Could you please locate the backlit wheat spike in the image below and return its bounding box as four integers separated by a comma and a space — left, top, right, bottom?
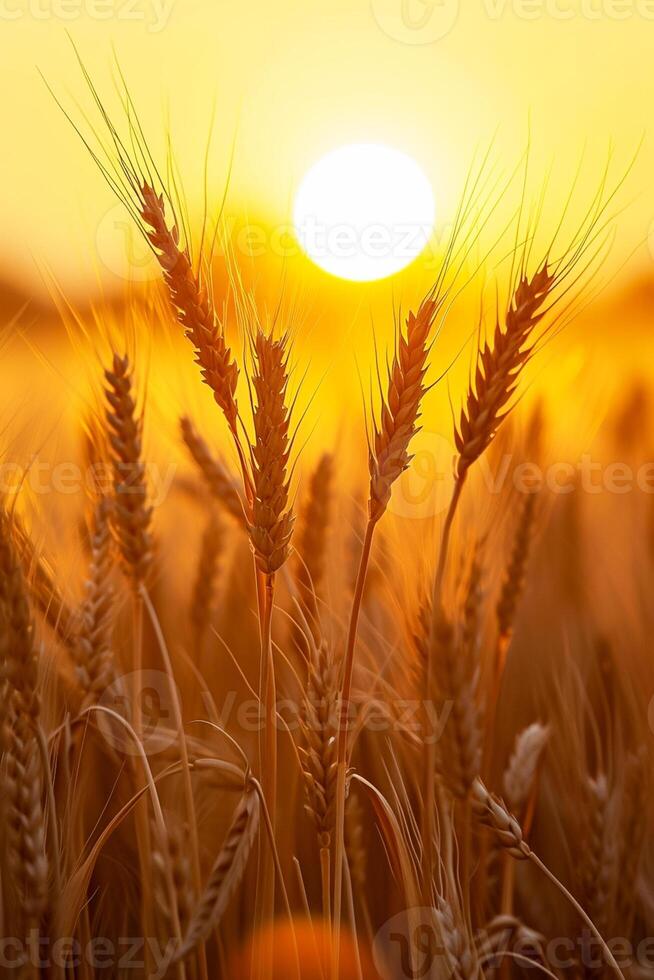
369, 298, 437, 524
455, 264, 555, 479
104, 353, 153, 586
247, 329, 295, 575
2, 695, 48, 924
180, 416, 245, 527
299, 641, 339, 848
503, 723, 550, 814
140, 184, 239, 433
497, 493, 538, 640
0, 513, 40, 721
472, 778, 530, 859
174, 785, 260, 962
73, 496, 116, 710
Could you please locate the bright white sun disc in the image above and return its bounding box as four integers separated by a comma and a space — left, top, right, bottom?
293, 143, 435, 282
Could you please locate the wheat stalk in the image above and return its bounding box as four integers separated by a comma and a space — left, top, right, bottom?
332, 296, 440, 969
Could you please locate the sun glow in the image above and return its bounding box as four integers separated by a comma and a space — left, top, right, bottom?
293, 143, 435, 282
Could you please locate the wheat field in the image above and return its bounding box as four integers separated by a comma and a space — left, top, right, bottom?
0, 74, 652, 980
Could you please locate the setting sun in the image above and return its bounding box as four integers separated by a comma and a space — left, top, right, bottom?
293, 142, 435, 281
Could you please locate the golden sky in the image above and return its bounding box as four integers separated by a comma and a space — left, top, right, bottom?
1, 0, 653, 299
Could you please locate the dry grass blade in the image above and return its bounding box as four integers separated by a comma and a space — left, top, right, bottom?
247, 328, 295, 576
104, 353, 153, 586
455, 264, 555, 480
175, 785, 260, 962
369, 297, 437, 524
141, 185, 239, 434
180, 416, 245, 526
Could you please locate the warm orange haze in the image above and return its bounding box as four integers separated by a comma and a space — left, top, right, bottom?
0, 2, 653, 980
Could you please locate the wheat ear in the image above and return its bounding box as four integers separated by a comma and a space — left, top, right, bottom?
497, 493, 538, 642
295, 452, 334, 609
189, 510, 223, 647
73, 496, 116, 710
104, 353, 153, 587
332, 297, 439, 972
246, 328, 295, 576
369, 298, 437, 523
434, 614, 482, 801
455, 265, 554, 479
299, 641, 339, 849
503, 723, 550, 815
140, 185, 239, 435
1, 695, 49, 926
174, 784, 260, 962
180, 416, 245, 527
472, 778, 625, 980
0, 513, 40, 721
